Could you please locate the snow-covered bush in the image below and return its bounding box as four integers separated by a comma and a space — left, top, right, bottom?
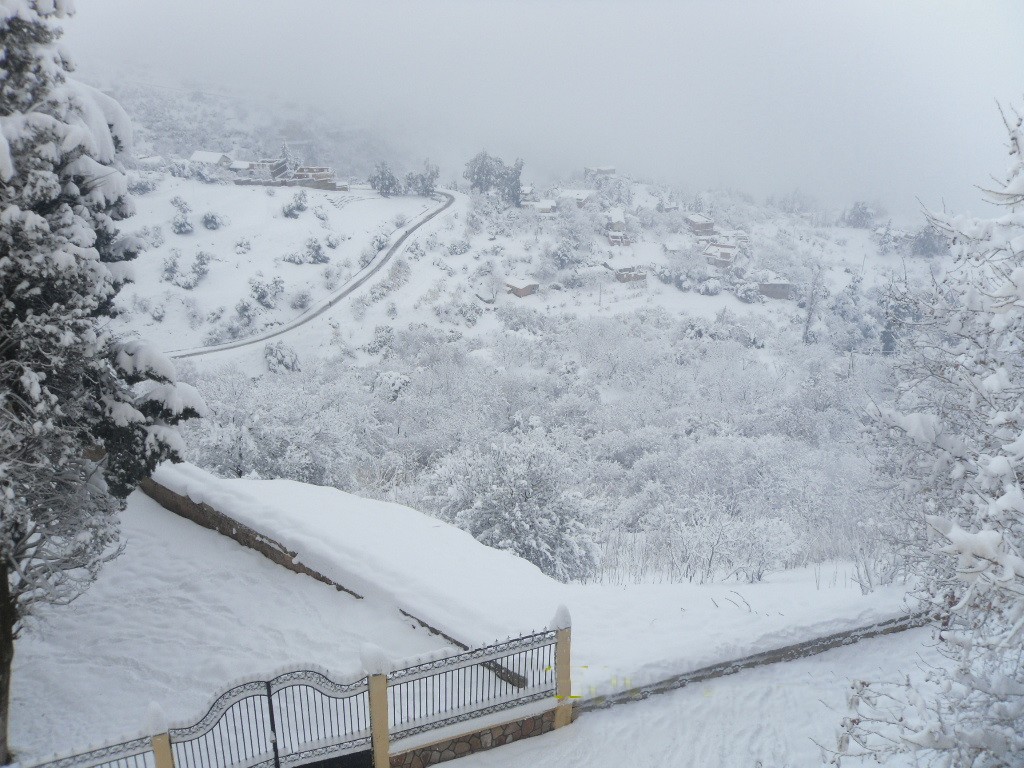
264, 341, 301, 373
235, 237, 251, 255
305, 237, 329, 264
161, 251, 180, 283
171, 211, 193, 235
290, 290, 312, 310
202, 212, 226, 230
698, 278, 722, 295
127, 175, 159, 195
433, 298, 483, 327
364, 325, 395, 355
325, 232, 341, 249
249, 273, 285, 309
447, 239, 470, 256
281, 190, 308, 219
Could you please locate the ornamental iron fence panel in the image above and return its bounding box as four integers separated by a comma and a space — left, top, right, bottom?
386, 629, 558, 742
27, 629, 558, 768
28, 736, 155, 768
168, 670, 369, 768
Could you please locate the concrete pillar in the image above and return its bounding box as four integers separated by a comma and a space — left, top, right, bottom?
368, 674, 390, 768
553, 626, 573, 729
151, 733, 174, 768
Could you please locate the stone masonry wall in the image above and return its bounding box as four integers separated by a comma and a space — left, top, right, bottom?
389, 710, 556, 768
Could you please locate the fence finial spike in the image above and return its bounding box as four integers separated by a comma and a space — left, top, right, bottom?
550, 604, 572, 630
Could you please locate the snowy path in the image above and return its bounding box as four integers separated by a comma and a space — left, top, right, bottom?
457, 628, 942, 768
166, 191, 455, 359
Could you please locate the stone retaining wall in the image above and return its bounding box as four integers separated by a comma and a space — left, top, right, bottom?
389, 710, 556, 768
139, 478, 362, 598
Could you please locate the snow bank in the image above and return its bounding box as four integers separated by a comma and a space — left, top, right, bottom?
151, 462, 562, 645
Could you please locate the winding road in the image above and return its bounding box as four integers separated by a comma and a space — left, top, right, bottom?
166, 191, 456, 360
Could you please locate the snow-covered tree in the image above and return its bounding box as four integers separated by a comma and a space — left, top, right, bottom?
838, 105, 1024, 767
0, 3, 203, 760
426, 429, 596, 582
369, 161, 401, 197
463, 151, 523, 207
404, 159, 439, 197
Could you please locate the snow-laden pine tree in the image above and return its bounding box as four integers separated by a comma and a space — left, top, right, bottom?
0, 2, 204, 760
837, 106, 1024, 766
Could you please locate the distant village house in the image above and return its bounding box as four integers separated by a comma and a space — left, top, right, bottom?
684, 212, 715, 236
189, 150, 231, 167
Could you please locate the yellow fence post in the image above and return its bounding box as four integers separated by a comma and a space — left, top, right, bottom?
152, 733, 175, 768
552, 605, 573, 729
362, 643, 391, 768
369, 673, 390, 768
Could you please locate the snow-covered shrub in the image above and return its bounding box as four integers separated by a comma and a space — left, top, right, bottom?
365, 259, 410, 305
281, 190, 308, 219
149, 303, 166, 322
127, 176, 159, 195
136, 224, 165, 249
393, 213, 407, 228
305, 237, 329, 264
447, 239, 470, 256
734, 283, 763, 303
161, 251, 180, 283
322, 266, 343, 290
698, 278, 722, 296
201, 212, 226, 230
169, 159, 224, 184
386, 301, 398, 319
171, 211, 193, 235
433, 298, 483, 327
264, 341, 301, 373
173, 251, 213, 290
313, 205, 329, 223
249, 273, 285, 309
290, 290, 312, 310
235, 238, 251, 255
325, 233, 340, 249
364, 325, 395, 355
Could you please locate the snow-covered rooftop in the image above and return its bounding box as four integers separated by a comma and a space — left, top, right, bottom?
189, 150, 229, 165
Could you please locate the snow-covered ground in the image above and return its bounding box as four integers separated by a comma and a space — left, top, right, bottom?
13, 469, 915, 764
458, 628, 943, 768
11, 492, 448, 763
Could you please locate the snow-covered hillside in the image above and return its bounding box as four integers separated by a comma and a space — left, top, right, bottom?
112, 177, 433, 351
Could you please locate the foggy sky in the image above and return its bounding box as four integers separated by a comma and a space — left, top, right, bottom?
62, 1, 1024, 218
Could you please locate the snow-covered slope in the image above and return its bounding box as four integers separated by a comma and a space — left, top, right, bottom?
112, 177, 433, 351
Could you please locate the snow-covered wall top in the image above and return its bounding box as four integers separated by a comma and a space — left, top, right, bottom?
151, 462, 562, 645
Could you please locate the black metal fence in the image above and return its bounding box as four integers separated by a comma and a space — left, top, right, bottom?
387, 629, 558, 742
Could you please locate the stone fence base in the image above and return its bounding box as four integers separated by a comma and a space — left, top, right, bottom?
390, 710, 556, 768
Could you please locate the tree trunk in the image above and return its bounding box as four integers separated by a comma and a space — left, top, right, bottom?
0, 562, 15, 765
